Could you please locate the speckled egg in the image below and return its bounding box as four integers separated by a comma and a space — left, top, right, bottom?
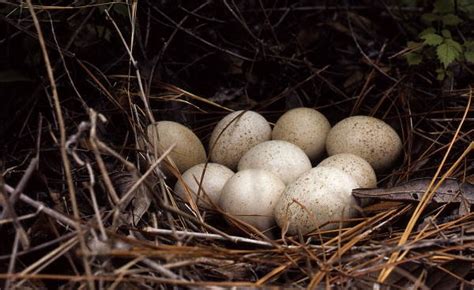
325, 116, 402, 171
272, 107, 331, 160
274, 166, 359, 235
238, 140, 312, 184
174, 163, 234, 208
317, 153, 377, 188
219, 169, 286, 232
147, 121, 207, 173
209, 111, 271, 170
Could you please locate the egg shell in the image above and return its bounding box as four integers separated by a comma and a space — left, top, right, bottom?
147, 121, 207, 173
209, 111, 271, 170
219, 169, 286, 231
274, 166, 359, 235
325, 116, 402, 171
317, 153, 377, 188
238, 140, 312, 184
272, 107, 331, 160
174, 163, 234, 208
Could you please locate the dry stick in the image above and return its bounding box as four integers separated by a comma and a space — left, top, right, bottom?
23, 1, 94, 288
0, 273, 256, 287
141, 227, 276, 248
0, 188, 30, 250
5, 231, 21, 289
104, 8, 154, 123
307, 208, 402, 288
85, 162, 107, 241
148, 2, 254, 62
88, 110, 120, 204
101, 143, 176, 227
0, 212, 38, 227
158, 82, 233, 112
3, 183, 184, 281
49, 11, 89, 110
102, 9, 178, 237
378, 90, 472, 283
15, 237, 79, 288
383, 143, 474, 272
0, 156, 39, 250
4, 184, 77, 227
0, 232, 77, 261
108, 256, 145, 290
8, 156, 38, 204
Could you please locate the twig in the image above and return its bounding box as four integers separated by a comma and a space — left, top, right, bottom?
378, 89, 473, 282
141, 227, 275, 247
23, 1, 94, 288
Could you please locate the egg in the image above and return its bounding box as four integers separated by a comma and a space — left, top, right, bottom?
146, 121, 207, 173
174, 163, 234, 208
272, 107, 331, 160
219, 169, 286, 232
209, 111, 271, 170
317, 153, 377, 188
325, 116, 402, 171
273, 166, 359, 235
238, 140, 312, 184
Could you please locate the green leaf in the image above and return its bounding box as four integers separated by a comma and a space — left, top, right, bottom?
441, 29, 452, 38
420, 33, 443, 46
419, 27, 436, 36
463, 40, 474, 50
434, 0, 455, 14
436, 40, 462, 67
422, 13, 440, 23
442, 14, 462, 26
465, 51, 474, 63
445, 39, 463, 52
436, 68, 446, 80
406, 52, 423, 65
459, 0, 474, 19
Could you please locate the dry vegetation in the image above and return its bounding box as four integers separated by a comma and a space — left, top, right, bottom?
0, 1, 473, 289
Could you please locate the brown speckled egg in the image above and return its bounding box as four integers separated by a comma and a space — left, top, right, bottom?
325, 116, 402, 172
272, 107, 331, 160
174, 163, 234, 208
274, 166, 359, 235
238, 140, 312, 184
317, 153, 377, 188
147, 121, 207, 173
209, 111, 271, 170
219, 169, 286, 232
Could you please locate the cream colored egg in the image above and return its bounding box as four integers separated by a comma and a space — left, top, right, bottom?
219, 169, 286, 232
272, 107, 331, 160
209, 111, 271, 170
238, 140, 312, 184
274, 166, 359, 235
174, 163, 234, 208
326, 116, 402, 171
147, 121, 207, 173
317, 153, 377, 188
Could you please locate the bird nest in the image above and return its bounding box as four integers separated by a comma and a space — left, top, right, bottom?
0, 1, 473, 289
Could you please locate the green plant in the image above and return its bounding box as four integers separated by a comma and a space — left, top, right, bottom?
405, 0, 474, 80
